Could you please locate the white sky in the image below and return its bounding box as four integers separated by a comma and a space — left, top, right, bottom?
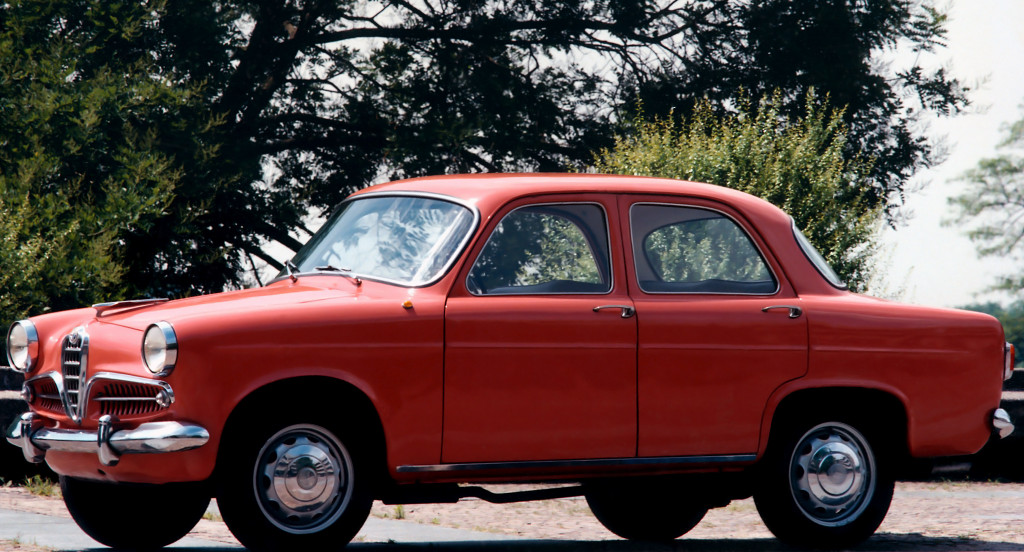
880, 0, 1024, 307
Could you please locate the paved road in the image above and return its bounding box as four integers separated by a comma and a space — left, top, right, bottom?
5, 481, 1024, 551
5, 506, 1024, 552
0, 507, 527, 551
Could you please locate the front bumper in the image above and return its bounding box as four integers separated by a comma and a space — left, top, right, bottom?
6, 412, 209, 467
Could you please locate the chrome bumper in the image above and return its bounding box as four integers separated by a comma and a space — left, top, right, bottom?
6, 412, 209, 467
993, 408, 1015, 439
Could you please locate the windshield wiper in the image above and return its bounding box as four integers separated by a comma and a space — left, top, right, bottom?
315, 264, 363, 286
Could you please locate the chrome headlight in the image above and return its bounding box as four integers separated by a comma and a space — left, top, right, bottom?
142, 322, 178, 376
6, 320, 39, 373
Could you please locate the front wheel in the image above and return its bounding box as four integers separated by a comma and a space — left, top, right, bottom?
216, 419, 373, 551
61, 476, 209, 549
754, 419, 894, 549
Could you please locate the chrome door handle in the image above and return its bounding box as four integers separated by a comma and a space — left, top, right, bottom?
762, 305, 802, 319
593, 305, 636, 318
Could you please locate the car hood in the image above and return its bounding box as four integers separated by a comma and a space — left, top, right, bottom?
94, 280, 359, 331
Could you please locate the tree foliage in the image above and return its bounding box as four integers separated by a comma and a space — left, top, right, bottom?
0, 2, 214, 324
950, 106, 1024, 293
593, 92, 880, 291
0, 0, 963, 316
469, 206, 606, 291
644, 217, 772, 284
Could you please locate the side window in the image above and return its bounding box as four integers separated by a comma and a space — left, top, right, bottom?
467, 204, 611, 295
631, 204, 777, 294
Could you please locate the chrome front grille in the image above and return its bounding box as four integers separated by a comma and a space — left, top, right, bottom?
24, 371, 174, 423
60, 328, 89, 423
92, 380, 173, 418
34, 377, 63, 415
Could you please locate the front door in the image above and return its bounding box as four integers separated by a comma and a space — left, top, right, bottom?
443, 199, 637, 463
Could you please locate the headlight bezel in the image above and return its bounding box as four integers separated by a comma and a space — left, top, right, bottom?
6, 320, 39, 373
142, 321, 178, 376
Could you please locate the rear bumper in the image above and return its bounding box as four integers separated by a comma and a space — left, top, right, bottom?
6, 412, 209, 467
993, 408, 1014, 439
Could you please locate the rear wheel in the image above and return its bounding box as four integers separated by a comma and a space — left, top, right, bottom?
754, 418, 894, 548
61, 476, 209, 549
216, 416, 373, 551
585, 481, 708, 541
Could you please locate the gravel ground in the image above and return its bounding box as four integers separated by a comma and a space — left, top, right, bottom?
2, 480, 1024, 551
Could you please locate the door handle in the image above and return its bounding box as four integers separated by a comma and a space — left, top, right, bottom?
761, 305, 802, 319
593, 305, 636, 319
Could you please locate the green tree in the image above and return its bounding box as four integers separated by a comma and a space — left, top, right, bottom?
0, 0, 962, 309
593, 92, 880, 291
949, 107, 1024, 293
0, 2, 215, 325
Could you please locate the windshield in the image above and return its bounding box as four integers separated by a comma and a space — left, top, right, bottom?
792, 219, 847, 289
285, 195, 476, 286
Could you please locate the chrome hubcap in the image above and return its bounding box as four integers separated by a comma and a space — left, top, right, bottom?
254, 424, 353, 534
790, 422, 875, 527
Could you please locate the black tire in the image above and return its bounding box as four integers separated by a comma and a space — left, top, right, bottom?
753, 417, 895, 549
216, 414, 373, 552
60, 476, 209, 550
585, 481, 708, 542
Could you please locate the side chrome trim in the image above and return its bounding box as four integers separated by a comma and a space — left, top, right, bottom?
396, 454, 757, 474
6, 412, 209, 467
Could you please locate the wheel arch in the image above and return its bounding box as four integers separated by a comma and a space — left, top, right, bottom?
215, 376, 389, 486
759, 386, 911, 468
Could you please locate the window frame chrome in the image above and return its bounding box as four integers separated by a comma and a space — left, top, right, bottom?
792, 218, 848, 290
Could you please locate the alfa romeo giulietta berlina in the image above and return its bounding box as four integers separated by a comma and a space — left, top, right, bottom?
6, 174, 1014, 550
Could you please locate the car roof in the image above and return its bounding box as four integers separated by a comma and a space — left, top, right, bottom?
352, 173, 847, 296
352, 173, 786, 220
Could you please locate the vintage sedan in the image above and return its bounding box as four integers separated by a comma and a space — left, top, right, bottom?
5, 174, 1015, 550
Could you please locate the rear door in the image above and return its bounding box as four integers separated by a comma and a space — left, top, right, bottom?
623, 197, 808, 457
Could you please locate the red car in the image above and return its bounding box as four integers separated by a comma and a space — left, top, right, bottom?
5, 174, 1015, 550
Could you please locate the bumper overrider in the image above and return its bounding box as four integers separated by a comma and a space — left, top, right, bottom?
993, 408, 1015, 439
6, 412, 209, 467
